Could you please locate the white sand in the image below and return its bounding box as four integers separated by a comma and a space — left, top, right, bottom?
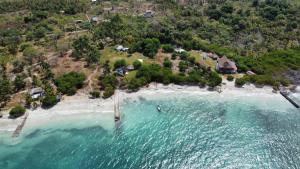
0, 80, 287, 136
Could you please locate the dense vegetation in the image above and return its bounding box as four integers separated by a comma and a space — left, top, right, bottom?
9, 105, 26, 118
55, 72, 86, 95
0, 0, 299, 109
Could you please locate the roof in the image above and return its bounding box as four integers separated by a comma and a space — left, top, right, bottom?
175, 48, 186, 53
217, 56, 237, 70
30, 87, 44, 95
127, 65, 134, 70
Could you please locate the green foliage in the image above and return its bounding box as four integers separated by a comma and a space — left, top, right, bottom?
103, 85, 114, 99
163, 58, 172, 68
114, 59, 127, 70
13, 75, 26, 92
207, 71, 222, 87
131, 38, 160, 58
179, 61, 188, 72
235, 78, 246, 87
23, 47, 40, 64
227, 75, 234, 81
72, 36, 100, 65
55, 72, 86, 95
94, 15, 124, 42
9, 105, 25, 118
133, 60, 142, 70
90, 91, 100, 98
100, 75, 118, 98
162, 44, 174, 53
0, 0, 88, 14
42, 94, 57, 108
0, 76, 12, 106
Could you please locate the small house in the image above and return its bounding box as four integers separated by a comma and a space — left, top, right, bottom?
116, 45, 129, 52
207, 52, 218, 60
91, 16, 99, 23
246, 71, 256, 75
127, 65, 135, 71
30, 87, 45, 99
216, 56, 237, 74
175, 48, 186, 53
115, 67, 126, 76
144, 10, 154, 18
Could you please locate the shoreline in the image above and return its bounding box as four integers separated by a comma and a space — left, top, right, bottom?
0, 81, 298, 139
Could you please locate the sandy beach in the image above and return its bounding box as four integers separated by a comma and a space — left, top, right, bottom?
0, 80, 291, 137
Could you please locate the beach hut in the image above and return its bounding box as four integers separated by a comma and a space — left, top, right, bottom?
115, 67, 126, 76
127, 65, 135, 71
175, 48, 186, 53
216, 56, 237, 74
246, 71, 256, 75
29, 87, 45, 99
116, 45, 129, 52
144, 10, 154, 18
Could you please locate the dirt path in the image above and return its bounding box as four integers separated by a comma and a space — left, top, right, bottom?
87, 66, 99, 91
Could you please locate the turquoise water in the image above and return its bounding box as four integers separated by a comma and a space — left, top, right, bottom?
0, 92, 300, 169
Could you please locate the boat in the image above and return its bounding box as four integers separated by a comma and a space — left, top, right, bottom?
157, 105, 161, 112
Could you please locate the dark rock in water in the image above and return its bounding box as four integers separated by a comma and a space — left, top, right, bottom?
284, 69, 300, 85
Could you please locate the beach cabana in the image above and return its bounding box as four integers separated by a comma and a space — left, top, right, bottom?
30, 87, 45, 99
216, 56, 237, 74
144, 10, 154, 18
116, 45, 129, 52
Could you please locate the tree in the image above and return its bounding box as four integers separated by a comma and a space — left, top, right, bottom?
0, 76, 12, 106
14, 75, 26, 92
208, 72, 222, 87
133, 60, 142, 70
114, 59, 127, 69
162, 44, 174, 53
42, 94, 57, 108
72, 36, 90, 59
235, 78, 246, 87
179, 61, 188, 72
23, 47, 40, 64
55, 72, 86, 95
221, 4, 234, 14
9, 105, 25, 118
86, 47, 100, 66
163, 58, 172, 68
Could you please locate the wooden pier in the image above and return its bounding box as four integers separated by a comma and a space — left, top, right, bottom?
280, 91, 300, 108
12, 111, 29, 137
114, 90, 121, 122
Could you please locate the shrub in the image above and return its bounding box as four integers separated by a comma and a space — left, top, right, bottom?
42, 94, 57, 108
162, 44, 174, 53
133, 60, 142, 70
103, 85, 114, 98
171, 53, 177, 60
9, 105, 26, 118
227, 75, 234, 81
127, 78, 142, 91
55, 72, 86, 95
235, 78, 246, 87
163, 58, 172, 68
179, 61, 188, 72
207, 72, 222, 87
114, 59, 127, 69
90, 91, 100, 98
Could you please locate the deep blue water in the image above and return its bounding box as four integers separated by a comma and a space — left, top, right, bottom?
0, 92, 300, 169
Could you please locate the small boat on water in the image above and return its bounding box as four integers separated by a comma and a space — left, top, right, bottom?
157, 105, 161, 112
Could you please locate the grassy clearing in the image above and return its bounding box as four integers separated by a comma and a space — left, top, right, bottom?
100, 47, 153, 67
189, 50, 216, 68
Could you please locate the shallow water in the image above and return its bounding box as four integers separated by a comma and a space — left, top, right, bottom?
0, 92, 300, 169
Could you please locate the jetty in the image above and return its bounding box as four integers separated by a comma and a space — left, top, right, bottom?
280, 90, 300, 108
12, 111, 29, 137
114, 90, 121, 122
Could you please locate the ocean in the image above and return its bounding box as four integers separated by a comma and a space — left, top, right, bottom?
0, 91, 299, 169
